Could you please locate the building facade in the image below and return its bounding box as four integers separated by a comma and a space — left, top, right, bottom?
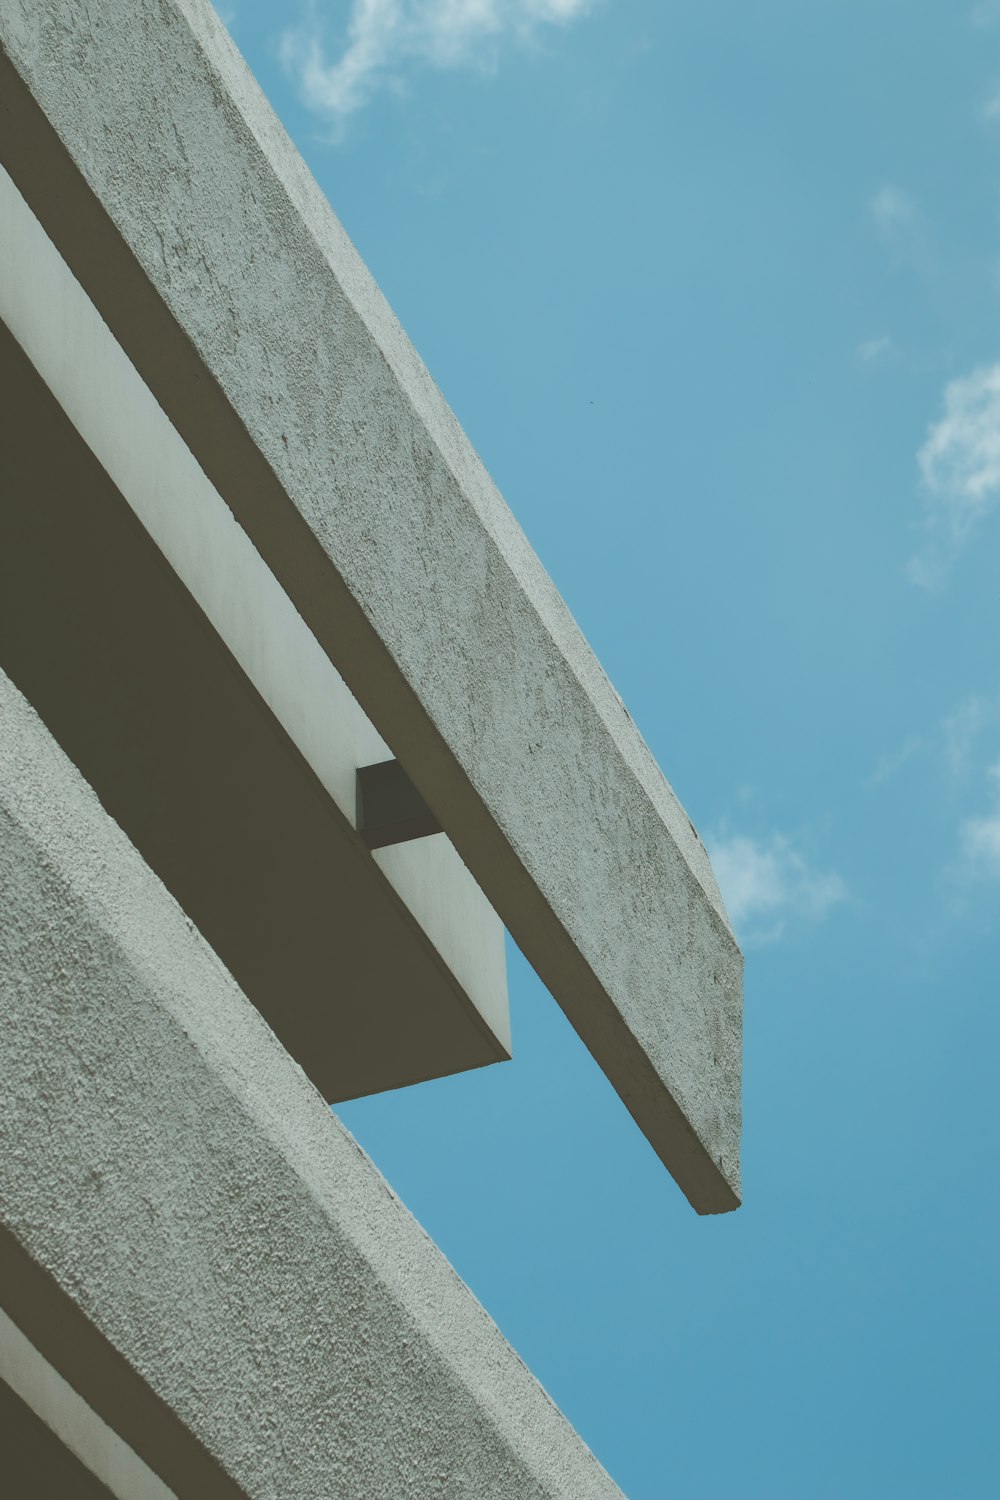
0, 2, 742, 1493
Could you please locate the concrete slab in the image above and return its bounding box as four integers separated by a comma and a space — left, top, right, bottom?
1, 1309, 174, 1500
0, 0, 742, 1210
0, 164, 509, 1100
0, 668, 625, 1499
0, 1375, 119, 1500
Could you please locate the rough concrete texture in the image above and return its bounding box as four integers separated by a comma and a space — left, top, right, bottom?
0, 0, 741, 1211
0, 668, 625, 1500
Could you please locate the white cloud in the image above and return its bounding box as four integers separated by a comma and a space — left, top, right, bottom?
707, 831, 847, 947
909, 364, 1000, 585
280, 0, 595, 128
958, 761, 1000, 877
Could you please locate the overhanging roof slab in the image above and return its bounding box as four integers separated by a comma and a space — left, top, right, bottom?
0, 318, 508, 1101
0, 0, 742, 1211
0, 164, 509, 1100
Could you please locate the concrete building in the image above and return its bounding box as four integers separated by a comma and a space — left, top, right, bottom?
0, 1, 742, 1494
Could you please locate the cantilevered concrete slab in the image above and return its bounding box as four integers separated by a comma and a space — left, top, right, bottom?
0, 166, 509, 1102
0, 670, 624, 1500
1, 1309, 173, 1499
0, 0, 742, 1211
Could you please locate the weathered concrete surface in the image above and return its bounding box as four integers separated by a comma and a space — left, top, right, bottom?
0, 0, 741, 1211
0, 668, 625, 1500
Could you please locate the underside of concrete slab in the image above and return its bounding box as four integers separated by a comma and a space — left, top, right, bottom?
0, 1307, 175, 1500
1, 1375, 118, 1500
0, 164, 510, 1100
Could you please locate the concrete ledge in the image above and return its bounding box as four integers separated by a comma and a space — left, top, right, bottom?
0, 1307, 176, 1499
0, 0, 741, 1210
0, 668, 624, 1499
0, 163, 510, 1099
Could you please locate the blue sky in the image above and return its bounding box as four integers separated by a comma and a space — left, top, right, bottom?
224, 3, 998, 1495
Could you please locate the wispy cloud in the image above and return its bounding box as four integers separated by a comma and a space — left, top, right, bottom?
280, 0, 595, 130
957, 760, 1000, 877
866, 734, 922, 788
943, 693, 998, 777
871, 184, 916, 235
909, 364, 1000, 586
972, 0, 1000, 27
707, 830, 847, 947
858, 334, 892, 364
870, 184, 932, 275
867, 696, 1000, 791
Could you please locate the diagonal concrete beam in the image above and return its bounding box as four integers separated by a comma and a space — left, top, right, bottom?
0, 668, 625, 1499
0, 169, 511, 1102
0, 0, 741, 1211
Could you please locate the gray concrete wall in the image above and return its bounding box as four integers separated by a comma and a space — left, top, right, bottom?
0, 667, 625, 1499
0, 0, 741, 1212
